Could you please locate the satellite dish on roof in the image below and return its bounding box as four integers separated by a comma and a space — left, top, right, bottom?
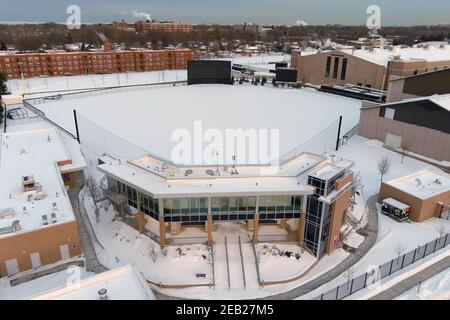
185, 169, 193, 176
205, 169, 214, 176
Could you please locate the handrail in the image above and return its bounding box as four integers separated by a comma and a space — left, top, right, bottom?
251, 242, 262, 288
224, 236, 231, 291
238, 236, 247, 289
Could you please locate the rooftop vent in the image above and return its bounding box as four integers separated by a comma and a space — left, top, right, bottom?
415, 178, 422, 187
98, 288, 108, 300
22, 175, 36, 193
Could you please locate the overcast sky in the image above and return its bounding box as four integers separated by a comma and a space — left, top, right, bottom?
1, 0, 449, 26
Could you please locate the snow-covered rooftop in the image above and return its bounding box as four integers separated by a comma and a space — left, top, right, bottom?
35, 84, 361, 165
382, 197, 410, 210
0, 128, 86, 237
339, 45, 450, 66
98, 152, 328, 198
384, 168, 450, 200
32, 264, 155, 300
309, 159, 354, 181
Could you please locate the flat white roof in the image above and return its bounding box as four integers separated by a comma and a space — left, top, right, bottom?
384, 168, 450, 200
98, 154, 321, 198
309, 159, 354, 181
32, 264, 155, 300
339, 45, 450, 66
0, 128, 86, 237
35, 84, 361, 166
382, 198, 410, 210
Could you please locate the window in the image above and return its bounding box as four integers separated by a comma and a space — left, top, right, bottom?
384, 107, 395, 119
340, 58, 348, 81
332, 57, 339, 79
325, 56, 331, 78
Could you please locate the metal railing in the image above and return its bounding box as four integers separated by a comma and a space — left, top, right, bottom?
314, 232, 450, 300
338, 123, 359, 148
22, 100, 77, 139
251, 242, 263, 288
211, 244, 216, 290
238, 236, 247, 290
224, 236, 231, 291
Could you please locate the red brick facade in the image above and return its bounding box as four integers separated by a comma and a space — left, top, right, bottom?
0, 48, 193, 79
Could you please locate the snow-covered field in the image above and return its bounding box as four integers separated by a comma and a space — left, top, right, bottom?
33, 84, 360, 165
257, 243, 316, 281
7, 70, 187, 95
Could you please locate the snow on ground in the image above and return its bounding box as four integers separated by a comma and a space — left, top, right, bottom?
336, 136, 435, 197
342, 229, 365, 249
395, 267, 450, 300
33, 84, 361, 165
257, 243, 316, 281
7, 70, 187, 95
83, 195, 213, 285
0, 268, 94, 300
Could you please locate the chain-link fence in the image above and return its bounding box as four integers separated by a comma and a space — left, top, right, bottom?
313, 233, 450, 300
279, 117, 340, 165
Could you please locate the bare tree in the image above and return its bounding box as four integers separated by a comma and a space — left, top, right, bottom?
394, 242, 406, 261
85, 175, 102, 204
436, 223, 447, 239
377, 157, 392, 181
351, 172, 363, 209
149, 246, 158, 262
343, 267, 354, 289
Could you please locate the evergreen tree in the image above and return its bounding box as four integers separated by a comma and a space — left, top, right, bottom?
0, 72, 7, 94
0, 41, 7, 51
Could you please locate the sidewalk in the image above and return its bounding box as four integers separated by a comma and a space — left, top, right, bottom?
68, 184, 108, 274
368, 254, 450, 300
261, 194, 379, 300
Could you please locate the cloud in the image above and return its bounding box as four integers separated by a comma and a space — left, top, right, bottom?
132, 10, 151, 22
294, 19, 308, 26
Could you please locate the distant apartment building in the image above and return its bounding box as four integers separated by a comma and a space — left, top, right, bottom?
358, 94, 450, 162
134, 21, 193, 33
291, 44, 450, 90
0, 47, 193, 80
0, 128, 86, 277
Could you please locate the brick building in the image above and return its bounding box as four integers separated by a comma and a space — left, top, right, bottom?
0, 48, 193, 80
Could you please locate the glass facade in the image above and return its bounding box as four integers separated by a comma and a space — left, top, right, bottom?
163, 198, 208, 222
258, 195, 302, 220
325, 56, 332, 78
332, 57, 339, 79
341, 58, 348, 81
114, 179, 304, 224
305, 168, 345, 258
211, 196, 256, 221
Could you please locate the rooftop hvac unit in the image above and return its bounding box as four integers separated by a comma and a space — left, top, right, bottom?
22, 175, 36, 193
12, 220, 21, 232
415, 178, 422, 186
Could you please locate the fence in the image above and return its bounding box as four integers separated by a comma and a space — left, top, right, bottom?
24, 80, 186, 106
313, 232, 450, 300
278, 117, 340, 165
338, 123, 359, 149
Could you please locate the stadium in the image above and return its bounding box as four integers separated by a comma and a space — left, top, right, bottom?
22, 81, 361, 259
